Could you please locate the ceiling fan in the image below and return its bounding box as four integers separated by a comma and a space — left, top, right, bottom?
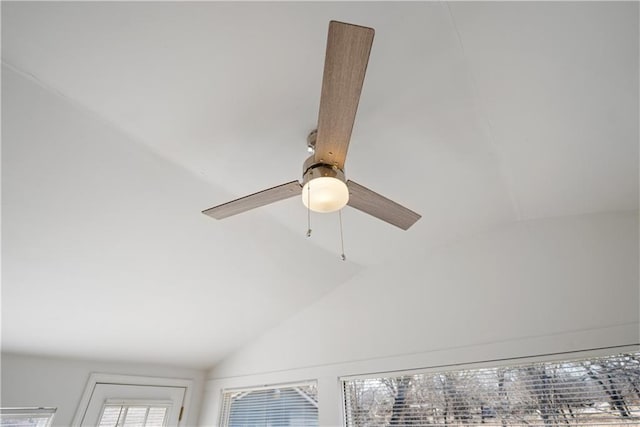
203, 21, 421, 230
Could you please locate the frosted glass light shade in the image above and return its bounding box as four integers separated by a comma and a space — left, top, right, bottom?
302, 177, 349, 213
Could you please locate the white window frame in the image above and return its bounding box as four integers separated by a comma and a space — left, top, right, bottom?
340, 345, 640, 382
71, 373, 193, 427
340, 344, 640, 426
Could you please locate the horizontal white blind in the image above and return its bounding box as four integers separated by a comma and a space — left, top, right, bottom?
98, 404, 168, 427
0, 408, 56, 427
343, 352, 640, 426
220, 382, 318, 427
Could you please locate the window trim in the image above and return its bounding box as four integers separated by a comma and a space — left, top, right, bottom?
218, 379, 319, 427
71, 373, 193, 427
340, 343, 640, 381
219, 379, 318, 394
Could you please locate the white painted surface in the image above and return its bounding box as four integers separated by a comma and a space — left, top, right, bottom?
0, 353, 205, 427
2, 0, 637, 375
202, 212, 640, 426
1, 63, 360, 368
448, 2, 639, 220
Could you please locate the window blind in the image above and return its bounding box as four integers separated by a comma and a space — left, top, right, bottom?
343, 351, 640, 426
0, 408, 56, 427
98, 404, 168, 427
219, 382, 319, 427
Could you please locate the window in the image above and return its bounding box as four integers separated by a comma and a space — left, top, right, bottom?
72, 374, 191, 426
97, 401, 170, 427
219, 381, 318, 427
0, 408, 56, 427
343, 351, 640, 426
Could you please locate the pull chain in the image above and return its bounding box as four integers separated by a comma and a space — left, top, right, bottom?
306, 183, 312, 238
339, 209, 346, 261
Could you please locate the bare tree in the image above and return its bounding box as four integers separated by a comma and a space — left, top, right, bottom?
382, 377, 413, 426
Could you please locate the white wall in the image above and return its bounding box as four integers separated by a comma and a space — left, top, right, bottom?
201, 211, 639, 426
0, 353, 206, 426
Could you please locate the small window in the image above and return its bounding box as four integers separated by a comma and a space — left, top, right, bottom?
219, 381, 318, 427
73, 375, 189, 426
0, 408, 56, 427
97, 401, 170, 427
343, 351, 640, 426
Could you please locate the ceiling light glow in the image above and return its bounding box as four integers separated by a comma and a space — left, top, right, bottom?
302, 177, 349, 213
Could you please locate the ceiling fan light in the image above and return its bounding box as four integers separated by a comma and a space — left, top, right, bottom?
302, 177, 349, 213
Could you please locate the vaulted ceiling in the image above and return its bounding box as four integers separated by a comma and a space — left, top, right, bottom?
2, 2, 637, 368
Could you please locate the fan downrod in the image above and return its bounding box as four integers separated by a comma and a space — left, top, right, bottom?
306, 129, 318, 153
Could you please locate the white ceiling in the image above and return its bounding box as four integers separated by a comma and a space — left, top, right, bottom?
2, 2, 637, 368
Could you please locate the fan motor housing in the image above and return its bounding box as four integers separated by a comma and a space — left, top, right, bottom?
302, 157, 346, 185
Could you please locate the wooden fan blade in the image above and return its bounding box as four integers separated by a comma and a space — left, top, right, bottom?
314, 21, 374, 170
346, 180, 421, 230
202, 181, 302, 220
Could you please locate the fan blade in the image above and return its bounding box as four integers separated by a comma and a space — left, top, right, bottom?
346, 180, 421, 230
202, 181, 302, 219
314, 21, 374, 170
